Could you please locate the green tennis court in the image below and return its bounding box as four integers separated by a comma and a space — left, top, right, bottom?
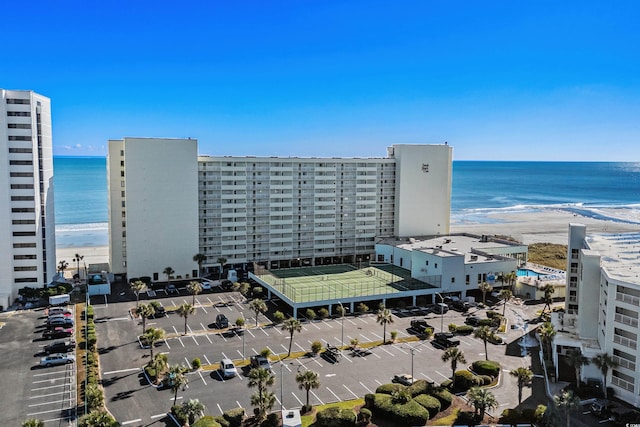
253, 263, 433, 303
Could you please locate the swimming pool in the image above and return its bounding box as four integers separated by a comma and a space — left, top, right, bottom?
517, 269, 542, 277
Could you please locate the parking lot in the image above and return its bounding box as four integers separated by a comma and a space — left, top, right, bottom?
0, 308, 77, 426
93, 287, 543, 426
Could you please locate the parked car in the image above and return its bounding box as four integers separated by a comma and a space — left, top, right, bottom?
392, 374, 414, 386
250, 355, 272, 372
410, 319, 432, 332
323, 344, 342, 363
40, 353, 75, 367
451, 301, 470, 312
433, 303, 449, 314
48, 307, 73, 316
47, 313, 72, 322
150, 304, 166, 318
43, 327, 74, 340
46, 318, 74, 329
434, 332, 454, 340
465, 316, 481, 326
219, 358, 238, 378
44, 340, 76, 354
216, 314, 229, 329
166, 284, 178, 294
434, 336, 460, 348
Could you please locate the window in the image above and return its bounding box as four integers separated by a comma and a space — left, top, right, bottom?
121, 180, 125, 188
435, 263, 438, 268
121, 191, 125, 197
11, 184, 34, 189
11, 195, 34, 201
7, 98, 30, 104
121, 201, 125, 207
7, 111, 30, 117
451, 277, 455, 283
122, 221, 126, 227
13, 242, 36, 248
8, 123, 31, 129
10, 172, 33, 177
121, 211, 126, 218
8, 148, 32, 153
120, 171, 125, 177
12, 219, 35, 225
120, 161, 124, 167
12, 207, 35, 213
466, 275, 470, 285
8, 136, 32, 141
10, 159, 33, 165
120, 150, 124, 156
13, 231, 36, 236
16, 277, 38, 283
14, 254, 37, 260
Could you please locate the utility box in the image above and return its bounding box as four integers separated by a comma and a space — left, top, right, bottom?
49, 294, 70, 306
281, 409, 302, 427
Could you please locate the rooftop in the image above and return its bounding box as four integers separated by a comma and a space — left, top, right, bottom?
586, 232, 640, 282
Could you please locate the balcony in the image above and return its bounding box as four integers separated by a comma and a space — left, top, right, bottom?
615, 313, 639, 328
616, 292, 640, 307
613, 334, 637, 350
612, 355, 636, 372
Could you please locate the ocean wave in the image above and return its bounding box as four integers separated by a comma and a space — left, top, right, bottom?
55, 222, 109, 233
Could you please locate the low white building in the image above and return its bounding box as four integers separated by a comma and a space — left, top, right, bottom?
375, 233, 526, 299
551, 223, 640, 407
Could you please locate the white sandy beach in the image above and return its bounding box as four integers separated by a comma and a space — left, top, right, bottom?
452, 208, 640, 244
55, 209, 640, 271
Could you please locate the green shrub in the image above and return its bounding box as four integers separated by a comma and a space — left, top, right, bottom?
478, 318, 494, 327
222, 407, 244, 427
486, 310, 502, 319
358, 407, 372, 424
369, 393, 429, 426
479, 374, 493, 386
212, 415, 230, 427
454, 325, 474, 335
439, 379, 452, 390
406, 379, 433, 397
192, 357, 202, 370
171, 404, 188, 425
390, 331, 398, 341
364, 393, 375, 408
534, 404, 548, 422
499, 408, 520, 424
521, 408, 536, 421
414, 394, 441, 418
456, 411, 478, 425
318, 308, 329, 319
316, 406, 356, 427
262, 412, 280, 427
454, 370, 477, 391
375, 383, 404, 395
448, 323, 458, 332
273, 310, 285, 325
472, 360, 501, 377
86, 305, 94, 319
431, 387, 453, 410
488, 333, 503, 344
306, 308, 317, 321
311, 341, 322, 354
192, 415, 222, 427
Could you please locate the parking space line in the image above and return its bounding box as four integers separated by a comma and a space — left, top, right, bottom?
420, 372, 435, 382
345, 317, 357, 325
280, 344, 289, 353
357, 316, 369, 324
236, 350, 244, 359
219, 332, 228, 342
274, 395, 283, 410
260, 327, 270, 336
309, 322, 321, 330
203, 354, 211, 365
31, 384, 68, 392
164, 338, 171, 349
32, 376, 71, 384
150, 413, 166, 419
377, 346, 394, 357
121, 419, 142, 425
236, 400, 243, 408
374, 379, 383, 386
310, 390, 324, 406
30, 390, 74, 399
198, 370, 207, 386
324, 321, 333, 329
221, 351, 229, 360
184, 357, 191, 366
267, 346, 278, 357
28, 398, 74, 407
393, 346, 408, 355
272, 327, 282, 335
325, 386, 341, 402
291, 391, 304, 406
178, 337, 185, 347
246, 328, 256, 338
27, 408, 69, 416
32, 369, 68, 377
171, 299, 178, 306
190, 335, 199, 345
103, 367, 140, 375
343, 384, 359, 399
370, 332, 382, 340
217, 403, 224, 414
295, 342, 306, 353
359, 381, 373, 394
199, 305, 208, 314
434, 370, 449, 380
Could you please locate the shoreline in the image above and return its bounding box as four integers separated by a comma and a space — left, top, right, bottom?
54, 210, 640, 268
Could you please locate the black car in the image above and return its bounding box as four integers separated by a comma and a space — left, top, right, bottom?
150, 305, 166, 318
434, 332, 454, 340
451, 301, 470, 312
216, 314, 229, 329
43, 327, 74, 340
465, 316, 481, 326
46, 318, 74, 329
410, 319, 432, 332
44, 340, 76, 354
434, 336, 460, 348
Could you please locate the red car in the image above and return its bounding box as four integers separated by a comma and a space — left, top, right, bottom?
43, 327, 74, 340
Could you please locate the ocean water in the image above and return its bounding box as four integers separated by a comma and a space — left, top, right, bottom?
53, 157, 640, 248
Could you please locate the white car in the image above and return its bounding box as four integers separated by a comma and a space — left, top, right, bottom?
219, 358, 238, 379
40, 353, 75, 367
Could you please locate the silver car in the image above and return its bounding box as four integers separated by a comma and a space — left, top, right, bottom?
40, 353, 75, 367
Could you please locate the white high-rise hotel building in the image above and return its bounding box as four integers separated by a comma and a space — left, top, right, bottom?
0, 89, 55, 308
108, 139, 452, 281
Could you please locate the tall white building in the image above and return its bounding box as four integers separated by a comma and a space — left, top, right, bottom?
108, 140, 452, 280
0, 89, 55, 308
551, 223, 640, 407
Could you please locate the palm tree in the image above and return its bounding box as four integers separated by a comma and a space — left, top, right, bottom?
376, 308, 394, 344
478, 281, 493, 305
468, 386, 498, 421
193, 253, 206, 277
186, 281, 203, 306
22, 420, 44, 427
441, 347, 466, 380
505, 271, 517, 293
130, 280, 147, 308
499, 289, 512, 317
135, 303, 155, 331
296, 369, 320, 411
72, 253, 84, 281
143, 327, 165, 359
166, 365, 189, 406
57, 260, 68, 276
510, 366, 533, 404
474, 325, 492, 361
248, 367, 276, 421
147, 353, 168, 382
217, 257, 227, 280
593, 353, 617, 399
282, 318, 302, 357
177, 303, 195, 335
249, 298, 268, 327
554, 390, 580, 427
78, 410, 117, 427
182, 399, 205, 425
541, 283, 555, 313
538, 322, 556, 358
163, 266, 174, 285
566, 348, 588, 390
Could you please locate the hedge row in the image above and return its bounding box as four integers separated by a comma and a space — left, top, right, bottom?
366, 393, 430, 426
192, 416, 222, 427
413, 394, 441, 418
316, 406, 356, 427
472, 360, 501, 377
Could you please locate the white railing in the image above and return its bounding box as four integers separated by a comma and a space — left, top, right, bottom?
615, 313, 639, 328
612, 355, 636, 371
616, 292, 640, 307
613, 334, 637, 350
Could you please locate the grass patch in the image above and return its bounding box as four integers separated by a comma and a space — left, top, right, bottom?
301, 398, 364, 427
527, 243, 567, 270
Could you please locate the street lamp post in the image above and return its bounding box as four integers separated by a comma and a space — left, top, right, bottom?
280, 362, 284, 411
410, 347, 415, 384
435, 292, 444, 332
338, 301, 345, 347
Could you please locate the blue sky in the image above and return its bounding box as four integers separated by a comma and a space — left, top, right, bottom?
3, 1, 640, 160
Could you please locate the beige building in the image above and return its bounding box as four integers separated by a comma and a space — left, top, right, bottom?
0, 89, 55, 308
